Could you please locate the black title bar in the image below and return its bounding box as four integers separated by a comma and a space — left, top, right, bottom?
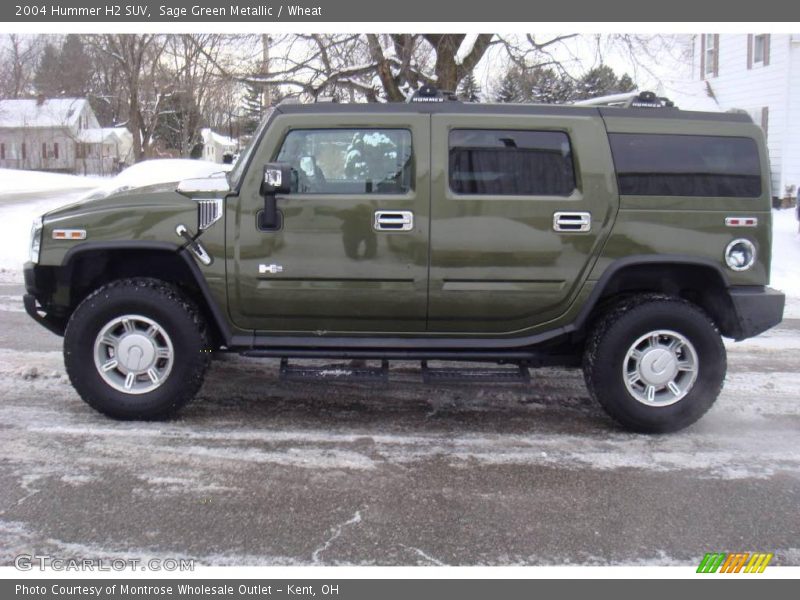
3, 0, 799, 22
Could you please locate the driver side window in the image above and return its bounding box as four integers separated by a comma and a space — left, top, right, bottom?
275, 128, 413, 194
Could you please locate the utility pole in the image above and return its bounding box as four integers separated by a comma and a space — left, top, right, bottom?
261, 34, 271, 110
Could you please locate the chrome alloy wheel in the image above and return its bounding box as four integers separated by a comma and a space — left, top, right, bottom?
622, 330, 699, 407
93, 314, 174, 394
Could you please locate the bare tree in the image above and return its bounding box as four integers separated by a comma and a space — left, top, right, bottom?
0, 34, 44, 99
160, 34, 231, 156
193, 34, 496, 102
86, 34, 169, 160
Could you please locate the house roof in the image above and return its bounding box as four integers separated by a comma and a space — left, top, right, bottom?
0, 97, 89, 129
78, 127, 132, 144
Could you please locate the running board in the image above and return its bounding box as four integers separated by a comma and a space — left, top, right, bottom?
421, 361, 530, 384
279, 358, 389, 383
271, 358, 534, 386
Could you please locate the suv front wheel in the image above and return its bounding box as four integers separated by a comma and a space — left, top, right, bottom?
64, 278, 210, 419
583, 295, 726, 433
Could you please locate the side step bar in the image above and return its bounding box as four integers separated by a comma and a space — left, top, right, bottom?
421, 360, 530, 384
279, 358, 390, 383
270, 358, 536, 385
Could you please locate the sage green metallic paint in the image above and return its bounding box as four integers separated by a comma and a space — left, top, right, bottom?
592, 116, 773, 287
428, 113, 618, 334
227, 112, 431, 333
36, 183, 247, 339
31, 106, 774, 345
38, 185, 198, 267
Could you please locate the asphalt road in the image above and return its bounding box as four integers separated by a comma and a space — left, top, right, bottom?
0, 279, 798, 567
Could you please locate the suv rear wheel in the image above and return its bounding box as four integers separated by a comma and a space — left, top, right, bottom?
583, 295, 726, 433
64, 278, 210, 419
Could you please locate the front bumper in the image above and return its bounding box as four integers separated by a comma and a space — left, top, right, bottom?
23, 261, 66, 336
729, 286, 785, 340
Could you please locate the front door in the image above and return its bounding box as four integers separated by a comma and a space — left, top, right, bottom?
428, 113, 617, 334
227, 112, 430, 334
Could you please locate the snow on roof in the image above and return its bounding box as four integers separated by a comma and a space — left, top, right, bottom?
200, 128, 237, 148
0, 97, 88, 129
77, 127, 133, 144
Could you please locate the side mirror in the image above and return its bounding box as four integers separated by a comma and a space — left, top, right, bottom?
260, 163, 291, 230
260, 163, 292, 196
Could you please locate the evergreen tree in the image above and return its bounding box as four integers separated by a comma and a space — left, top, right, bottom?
617, 73, 636, 94
457, 71, 481, 102
33, 43, 62, 97
240, 81, 286, 135
241, 81, 265, 135
574, 65, 636, 101
494, 69, 520, 103
58, 35, 92, 97
526, 68, 575, 104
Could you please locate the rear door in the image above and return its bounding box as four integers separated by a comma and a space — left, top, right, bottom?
428, 112, 617, 334
227, 111, 430, 333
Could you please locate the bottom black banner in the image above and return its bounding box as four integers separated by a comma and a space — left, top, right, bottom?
3, 579, 795, 600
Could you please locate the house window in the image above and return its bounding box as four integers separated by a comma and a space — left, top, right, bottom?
702, 34, 719, 78
22, 143, 26, 160
0, 143, 4, 160
749, 34, 770, 68
53, 143, 59, 159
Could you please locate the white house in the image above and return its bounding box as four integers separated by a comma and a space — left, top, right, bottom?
200, 128, 237, 164
0, 96, 133, 175
691, 33, 800, 198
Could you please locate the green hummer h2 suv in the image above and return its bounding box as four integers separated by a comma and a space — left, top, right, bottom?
23, 89, 785, 432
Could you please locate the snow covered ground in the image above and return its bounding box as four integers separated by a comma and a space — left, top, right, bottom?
769, 207, 800, 317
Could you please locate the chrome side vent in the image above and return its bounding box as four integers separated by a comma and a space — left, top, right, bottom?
197, 198, 223, 230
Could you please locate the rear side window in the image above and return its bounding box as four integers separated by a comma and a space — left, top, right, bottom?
608, 133, 761, 198
449, 129, 576, 196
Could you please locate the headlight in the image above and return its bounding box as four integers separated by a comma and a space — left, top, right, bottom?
725, 238, 756, 272
29, 216, 43, 264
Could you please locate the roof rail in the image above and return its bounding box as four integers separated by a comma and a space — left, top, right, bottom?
573, 90, 675, 108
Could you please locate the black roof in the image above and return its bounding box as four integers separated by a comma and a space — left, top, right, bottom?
274, 101, 753, 123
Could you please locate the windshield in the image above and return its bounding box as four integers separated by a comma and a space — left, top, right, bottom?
228, 107, 274, 189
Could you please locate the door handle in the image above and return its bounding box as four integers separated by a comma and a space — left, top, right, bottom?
374, 210, 414, 232
553, 211, 591, 233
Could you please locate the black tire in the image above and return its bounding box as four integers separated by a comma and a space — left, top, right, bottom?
64, 278, 211, 419
583, 294, 726, 433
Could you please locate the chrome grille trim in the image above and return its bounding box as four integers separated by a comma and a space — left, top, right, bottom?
197, 198, 223, 230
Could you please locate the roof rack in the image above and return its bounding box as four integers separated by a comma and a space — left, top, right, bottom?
408, 84, 459, 104
573, 90, 675, 109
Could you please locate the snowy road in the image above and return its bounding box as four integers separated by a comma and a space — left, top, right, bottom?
0, 278, 798, 566
0, 181, 798, 566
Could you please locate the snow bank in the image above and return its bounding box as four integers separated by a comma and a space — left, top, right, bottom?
769, 208, 800, 297
81, 158, 230, 201
0, 193, 87, 273
0, 168, 101, 194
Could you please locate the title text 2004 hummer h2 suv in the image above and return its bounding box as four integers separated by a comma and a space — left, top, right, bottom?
23, 89, 785, 432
